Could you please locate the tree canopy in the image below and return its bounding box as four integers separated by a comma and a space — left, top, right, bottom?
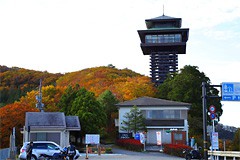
58, 85, 107, 137
157, 65, 222, 136
121, 105, 147, 134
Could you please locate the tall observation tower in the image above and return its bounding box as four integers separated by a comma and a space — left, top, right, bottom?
138, 14, 189, 86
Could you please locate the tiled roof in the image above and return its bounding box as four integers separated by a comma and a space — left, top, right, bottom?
25, 112, 80, 130
146, 15, 178, 21
116, 96, 191, 107
65, 116, 81, 130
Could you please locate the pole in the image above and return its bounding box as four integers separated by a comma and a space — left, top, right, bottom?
202, 82, 208, 160
211, 120, 214, 160
85, 144, 89, 159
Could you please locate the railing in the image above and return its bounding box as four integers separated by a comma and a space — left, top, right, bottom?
208, 151, 240, 160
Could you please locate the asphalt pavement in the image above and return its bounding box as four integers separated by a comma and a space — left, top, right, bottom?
77, 145, 185, 160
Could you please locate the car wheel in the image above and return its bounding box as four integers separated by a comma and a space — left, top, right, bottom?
31, 155, 37, 160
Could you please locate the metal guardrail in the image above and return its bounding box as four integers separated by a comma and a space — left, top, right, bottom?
208, 151, 240, 160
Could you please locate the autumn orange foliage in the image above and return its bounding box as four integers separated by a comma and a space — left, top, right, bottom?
0, 85, 65, 148
0, 65, 157, 148
0, 102, 38, 148
56, 66, 156, 101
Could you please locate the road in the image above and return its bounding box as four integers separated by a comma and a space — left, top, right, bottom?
78, 146, 185, 160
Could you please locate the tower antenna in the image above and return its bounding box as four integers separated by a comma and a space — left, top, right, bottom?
163, 5, 165, 16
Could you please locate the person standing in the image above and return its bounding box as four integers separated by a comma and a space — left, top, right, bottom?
67, 142, 76, 160
26, 141, 33, 160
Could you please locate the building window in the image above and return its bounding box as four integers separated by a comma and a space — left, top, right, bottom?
145, 34, 182, 43
174, 133, 183, 140
143, 110, 181, 119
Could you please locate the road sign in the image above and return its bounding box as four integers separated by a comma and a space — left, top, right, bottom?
209, 113, 216, 120
211, 132, 219, 150
209, 105, 216, 113
222, 82, 240, 101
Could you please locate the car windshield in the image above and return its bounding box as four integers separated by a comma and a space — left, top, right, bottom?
33, 143, 47, 149
47, 143, 58, 150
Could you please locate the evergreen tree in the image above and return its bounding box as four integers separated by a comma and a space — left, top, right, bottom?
58, 85, 107, 141
58, 84, 79, 115
121, 105, 147, 134
97, 90, 119, 123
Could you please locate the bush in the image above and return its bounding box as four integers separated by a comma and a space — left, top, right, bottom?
105, 147, 113, 153
163, 144, 192, 157
116, 138, 143, 152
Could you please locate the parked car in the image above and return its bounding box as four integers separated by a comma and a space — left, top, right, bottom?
19, 141, 81, 160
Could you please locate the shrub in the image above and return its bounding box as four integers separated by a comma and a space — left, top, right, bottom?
116, 138, 143, 152
163, 144, 192, 157
105, 147, 113, 153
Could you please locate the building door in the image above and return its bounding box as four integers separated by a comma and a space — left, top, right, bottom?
171, 131, 186, 145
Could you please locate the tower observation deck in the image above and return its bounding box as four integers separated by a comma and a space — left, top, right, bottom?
138, 15, 189, 86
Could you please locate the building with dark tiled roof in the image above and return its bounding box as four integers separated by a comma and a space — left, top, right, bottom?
116, 96, 191, 145
22, 112, 81, 147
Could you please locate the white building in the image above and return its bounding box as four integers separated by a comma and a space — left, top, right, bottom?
21, 112, 81, 147
116, 96, 191, 145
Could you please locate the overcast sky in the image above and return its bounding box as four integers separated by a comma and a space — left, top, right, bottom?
1, 0, 240, 127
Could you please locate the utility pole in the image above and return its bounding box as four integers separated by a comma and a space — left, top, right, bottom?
202, 82, 208, 160
36, 79, 44, 112
202, 82, 222, 160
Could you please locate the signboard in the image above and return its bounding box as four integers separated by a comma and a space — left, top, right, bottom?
85, 134, 100, 144
222, 82, 240, 101
119, 133, 132, 139
134, 133, 140, 140
211, 132, 219, 150
140, 133, 145, 144
156, 131, 162, 145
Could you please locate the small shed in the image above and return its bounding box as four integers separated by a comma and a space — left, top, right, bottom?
22, 112, 80, 147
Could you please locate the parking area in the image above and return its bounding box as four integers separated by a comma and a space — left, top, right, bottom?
76, 146, 184, 160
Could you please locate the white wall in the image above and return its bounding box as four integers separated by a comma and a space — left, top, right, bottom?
118, 105, 189, 144
118, 107, 131, 133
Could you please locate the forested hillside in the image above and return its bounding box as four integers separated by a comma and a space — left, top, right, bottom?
0, 65, 156, 148
0, 65, 63, 107
56, 66, 156, 100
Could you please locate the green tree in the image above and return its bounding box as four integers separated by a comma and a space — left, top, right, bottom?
58, 85, 80, 115
157, 65, 222, 136
71, 88, 107, 135
97, 90, 119, 123
58, 85, 107, 141
97, 90, 119, 140
121, 105, 147, 134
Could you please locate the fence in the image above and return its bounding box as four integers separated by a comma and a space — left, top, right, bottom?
208, 151, 240, 160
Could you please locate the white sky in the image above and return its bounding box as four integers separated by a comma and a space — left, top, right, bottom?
1, 0, 240, 127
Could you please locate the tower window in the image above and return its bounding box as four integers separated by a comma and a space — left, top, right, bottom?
145, 34, 182, 43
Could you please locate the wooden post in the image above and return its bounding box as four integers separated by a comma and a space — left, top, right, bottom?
98, 144, 101, 155
85, 144, 88, 159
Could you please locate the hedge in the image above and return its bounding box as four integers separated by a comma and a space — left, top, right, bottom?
116, 138, 143, 152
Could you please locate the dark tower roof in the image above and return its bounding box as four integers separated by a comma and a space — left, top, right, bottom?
145, 15, 182, 29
